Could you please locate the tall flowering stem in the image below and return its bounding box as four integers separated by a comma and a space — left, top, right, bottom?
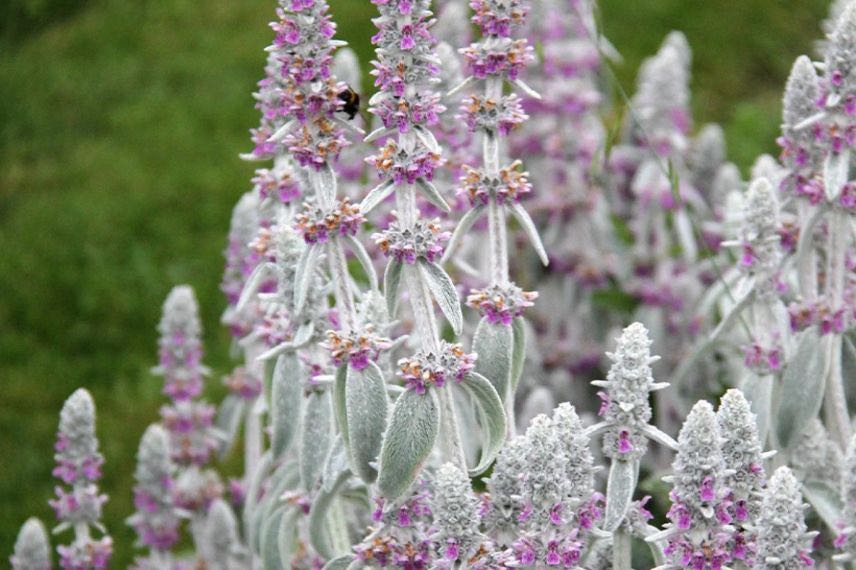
127, 425, 180, 569
154, 286, 222, 553
50, 389, 112, 570
367, 0, 473, 476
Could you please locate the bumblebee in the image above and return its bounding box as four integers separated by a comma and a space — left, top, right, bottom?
338, 85, 361, 120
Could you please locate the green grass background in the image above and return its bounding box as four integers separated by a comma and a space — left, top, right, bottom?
0, 0, 830, 565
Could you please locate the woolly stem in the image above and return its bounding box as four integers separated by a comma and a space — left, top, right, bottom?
824, 210, 851, 449
612, 528, 632, 570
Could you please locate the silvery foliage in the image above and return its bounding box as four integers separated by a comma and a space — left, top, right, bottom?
755, 467, 815, 569
10, 519, 51, 570
15, 1, 856, 569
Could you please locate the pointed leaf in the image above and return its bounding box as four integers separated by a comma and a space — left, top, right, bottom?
260, 507, 287, 570
777, 330, 829, 449
344, 234, 378, 291
361, 180, 395, 214
214, 394, 246, 460
346, 361, 389, 483
276, 507, 301, 570
300, 391, 333, 490
472, 317, 513, 402
333, 366, 349, 448
458, 372, 507, 475
294, 244, 322, 316
824, 149, 849, 201
415, 179, 451, 213
237, 262, 273, 313
271, 353, 303, 460
509, 202, 549, 266
443, 206, 485, 263
324, 556, 356, 570
308, 467, 351, 559
510, 317, 526, 394
384, 261, 403, 318
603, 459, 639, 531
378, 389, 440, 500
418, 260, 463, 335
803, 481, 842, 531
740, 371, 772, 446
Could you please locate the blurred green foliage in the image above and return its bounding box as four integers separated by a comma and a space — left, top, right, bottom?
0, 0, 830, 565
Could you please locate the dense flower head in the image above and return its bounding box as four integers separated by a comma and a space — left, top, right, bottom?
221, 191, 260, 303
252, 167, 301, 205
323, 325, 392, 370
460, 94, 527, 135
756, 467, 815, 569
397, 342, 476, 393
430, 463, 483, 561
56, 538, 112, 570
11, 518, 51, 570
265, 0, 352, 168
374, 216, 450, 264
718, 390, 766, 563
372, 91, 445, 133
664, 400, 733, 570
127, 425, 180, 552
469, 0, 528, 37
50, 389, 109, 533
53, 390, 104, 488
461, 39, 533, 80
205, 499, 240, 568
779, 56, 823, 199
484, 437, 527, 545
789, 419, 843, 488
295, 198, 364, 244
595, 322, 660, 460
466, 282, 537, 324
223, 366, 264, 401
154, 285, 207, 402
835, 434, 856, 560
368, 139, 443, 185
160, 401, 219, 467
173, 466, 224, 514
457, 160, 532, 206
630, 32, 692, 155
358, 483, 434, 567
506, 406, 603, 568
730, 178, 781, 277
820, 3, 856, 152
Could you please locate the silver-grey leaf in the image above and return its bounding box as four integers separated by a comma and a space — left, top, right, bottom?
345, 361, 389, 483
457, 372, 507, 476
294, 244, 322, 316
344, 234, 379, 291
324, 556, 356, 570
361, 179, 395, 215
415, 178, 451, 213
443, 206, 484, 263
418, 260, 463, 335
603, 459, 639, 531
384, 261, 403, 318
333, 366, 349, 448
276, 507, 301, 570
308, 467, 351, 559
510, 316, 526, 394
777, 330, 829, 449
214, 394, 246, 460
300, 391, 333, 491
803, 481, 842, 531
509, 202, 549, 266
377, 389, 440, 501
271, 353, 303, 460
472, 317, 513, 402
260, 506, 285, 570
739, 371, 772, 445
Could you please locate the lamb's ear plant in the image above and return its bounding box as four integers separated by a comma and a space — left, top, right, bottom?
15, 1, 856, 568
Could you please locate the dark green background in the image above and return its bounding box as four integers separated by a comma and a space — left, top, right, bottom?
0, 0, 830, 565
